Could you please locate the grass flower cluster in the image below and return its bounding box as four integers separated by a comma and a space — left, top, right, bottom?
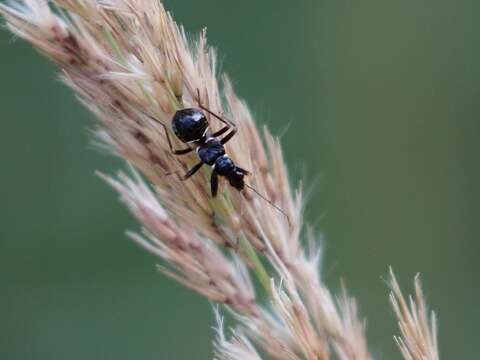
0, 0, 439, 358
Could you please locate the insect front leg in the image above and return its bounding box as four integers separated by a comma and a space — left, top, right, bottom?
212, 125, 230, 138
220, 127, 237, 145
147, 115, 192, 155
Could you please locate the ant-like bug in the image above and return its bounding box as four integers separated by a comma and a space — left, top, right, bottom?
148, 91, 289, 223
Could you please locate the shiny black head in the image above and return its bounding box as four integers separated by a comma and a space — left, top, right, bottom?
172, 108, 208, 143
215, 156, 247, 191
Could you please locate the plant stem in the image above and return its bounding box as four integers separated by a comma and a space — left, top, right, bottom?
239, 234, 271, 296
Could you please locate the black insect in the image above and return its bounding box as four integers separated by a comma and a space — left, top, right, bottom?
154, 102, 246, 197
149, 92, 289, 222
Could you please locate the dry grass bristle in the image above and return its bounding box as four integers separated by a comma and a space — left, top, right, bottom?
389, 269, 439, 360
213, 308, 263, 360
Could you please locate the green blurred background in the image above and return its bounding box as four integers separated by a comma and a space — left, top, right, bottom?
1, 0, 479, 358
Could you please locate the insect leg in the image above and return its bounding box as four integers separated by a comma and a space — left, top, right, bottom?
220, 128, 237, 145
183, 161, 204, 180
237, 167, 251, 176
147, 115, 192, 155
210, 170, 219, 197
195, 89, 237, 129
212, 125, 230, 137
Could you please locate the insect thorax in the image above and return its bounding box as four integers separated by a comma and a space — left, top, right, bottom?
197, 138, 225, 165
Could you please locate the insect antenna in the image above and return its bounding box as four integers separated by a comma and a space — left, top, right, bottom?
195, 88, 236, 128
244, 183, 291, 227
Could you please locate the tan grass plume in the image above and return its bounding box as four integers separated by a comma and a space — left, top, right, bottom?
0, 0, 439, 358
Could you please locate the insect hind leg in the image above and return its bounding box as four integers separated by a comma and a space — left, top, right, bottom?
183, 161, 203, 180
165, 161, 203, 181
210, 170, 219, 197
